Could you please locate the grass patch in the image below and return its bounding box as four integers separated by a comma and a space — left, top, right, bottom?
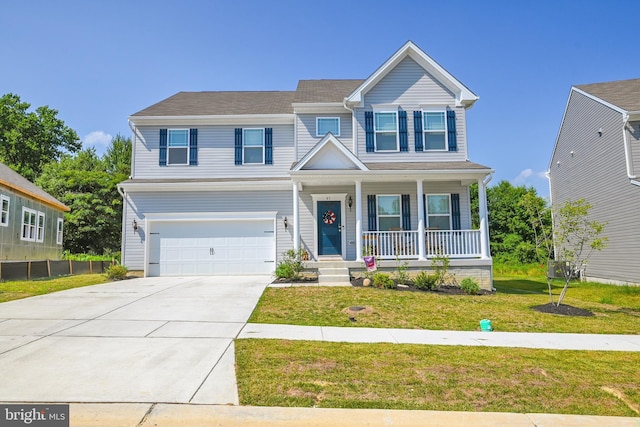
236, 339, 640, 416
248, 275, 640, 334
0, 274, 109, 303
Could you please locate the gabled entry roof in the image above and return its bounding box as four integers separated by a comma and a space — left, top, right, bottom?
291, 133, 369, 172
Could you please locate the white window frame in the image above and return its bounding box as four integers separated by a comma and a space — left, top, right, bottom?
425, 194, 451, 230
243, 128, 265, 165
36, 211, 45, 242
374, 111, 399, 152
21, 207, 38, 242
376, 194, 402, 231
316, 117, 340, 137
422, 110, 448, 151
167, 129, 190, 166
56, 218, 64, 245
1, 195, 9, 227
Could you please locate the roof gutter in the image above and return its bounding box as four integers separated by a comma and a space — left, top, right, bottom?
622, 113, 640, 187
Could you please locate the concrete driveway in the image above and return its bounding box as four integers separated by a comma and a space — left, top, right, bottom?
0, 276, 270, 404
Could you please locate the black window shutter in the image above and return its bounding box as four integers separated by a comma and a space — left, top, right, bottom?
413, 111, 423, 152
398, 110, 408, 152
234, 128, 242, 165
189, 128, 198, 166
159, 129, 167, 166
451, 193, 461, 230
367, 195, 377, 231
401, 194, 411, 230
265, 128, 273, 165
447, 110, 457, 152
365, 111, 374, 152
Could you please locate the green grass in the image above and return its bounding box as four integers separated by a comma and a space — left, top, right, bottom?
248, 275, 640, 334
0, 274, 109, 303
236, 339, 640, 416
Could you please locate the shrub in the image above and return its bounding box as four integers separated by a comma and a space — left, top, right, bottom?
275, 262, 295, 279
393, 258, 410, 285
414, 271, 437, 291
460, 277, 480, 295
105, 265, 128, 280
275, 249, 306, 280
373, 272, 395, 289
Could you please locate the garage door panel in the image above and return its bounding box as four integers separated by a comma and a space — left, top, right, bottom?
149, 220, 275, 276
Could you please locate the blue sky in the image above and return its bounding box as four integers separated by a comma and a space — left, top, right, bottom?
2, 0, 639, 197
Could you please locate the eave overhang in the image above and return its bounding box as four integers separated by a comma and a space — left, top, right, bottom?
292, 102, 350, 114
118, 178, 292, 193
129, 114, 295, 126
0, 179, 70, 212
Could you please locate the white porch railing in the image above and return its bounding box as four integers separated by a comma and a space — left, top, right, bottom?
362, 229, 482, 259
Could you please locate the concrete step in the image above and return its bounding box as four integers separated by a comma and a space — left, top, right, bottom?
318, 267, 350, 284
318, 275, 351, 284
318, 267, 349, 276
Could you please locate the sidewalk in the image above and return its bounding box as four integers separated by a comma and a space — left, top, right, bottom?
239, 323, 640, 351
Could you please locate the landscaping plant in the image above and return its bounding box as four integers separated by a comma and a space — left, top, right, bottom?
413, 271, 437, 291
275, 249, 306, 280
460, 277, 480, 295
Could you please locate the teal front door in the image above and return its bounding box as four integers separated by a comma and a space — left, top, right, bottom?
317, 201, 342, 256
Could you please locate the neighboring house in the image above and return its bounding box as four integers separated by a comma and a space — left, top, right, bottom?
119, 41, 494, 288
0, 162, 68, 260
548, 78, 640, 285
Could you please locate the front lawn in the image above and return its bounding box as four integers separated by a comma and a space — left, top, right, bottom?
0, 274, 109, 303
236, 339, 640, 416
248, 276, 640, 334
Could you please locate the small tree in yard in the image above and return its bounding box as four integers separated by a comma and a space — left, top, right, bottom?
523, 196, 607, 307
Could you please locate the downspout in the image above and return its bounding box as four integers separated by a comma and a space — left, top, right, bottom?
622, 113, 640, 187
127, 119, 137, 179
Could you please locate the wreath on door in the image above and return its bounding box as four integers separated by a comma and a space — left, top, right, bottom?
322, 210, 336, 225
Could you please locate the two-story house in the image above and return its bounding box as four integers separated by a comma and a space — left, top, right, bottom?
118, 41, 494, 288
549, 78, 640, 285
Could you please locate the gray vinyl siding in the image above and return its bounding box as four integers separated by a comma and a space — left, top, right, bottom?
628, 121, 640, 173
549, 90, 640, 285
122, 190, 293, 271
133, 124, 295, 179
296, 113, 353, 160
0, 186, 64, 260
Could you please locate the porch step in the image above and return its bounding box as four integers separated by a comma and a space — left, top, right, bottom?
317, 267, 351, 284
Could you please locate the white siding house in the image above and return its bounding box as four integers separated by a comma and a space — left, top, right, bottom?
548, 79, 640, 285
119, 41, 494, 288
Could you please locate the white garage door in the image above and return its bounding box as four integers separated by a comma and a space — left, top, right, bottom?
148, 220, 275, 276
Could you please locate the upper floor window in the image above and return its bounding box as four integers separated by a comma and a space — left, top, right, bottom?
168, 129, 189, 165
21, 207, 38, 242
56, 218, 64, 245
377, 195, 401, 231
423, 112, 447, 151
426, 194, 451, 230
317, 117, 340, 136
1, 195, 9, 227
243, 128, 265, 164
374, 112, 398, 151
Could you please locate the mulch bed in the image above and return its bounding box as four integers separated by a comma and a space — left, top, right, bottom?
350, 277, 493, 295
531, 303, 594, 317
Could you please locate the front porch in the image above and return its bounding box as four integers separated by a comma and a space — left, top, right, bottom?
362, 229, 482, 259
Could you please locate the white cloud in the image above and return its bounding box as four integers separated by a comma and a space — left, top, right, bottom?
83, 130, 112, 154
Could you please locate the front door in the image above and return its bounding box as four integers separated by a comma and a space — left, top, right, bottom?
317, 200, 342, 256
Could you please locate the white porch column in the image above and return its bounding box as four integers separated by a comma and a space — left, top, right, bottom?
355, 180, 363, 261
477, 177, 490, 259
293, 182, 300, 252
416, 179, 426, 260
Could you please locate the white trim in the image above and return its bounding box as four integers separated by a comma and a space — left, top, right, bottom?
130, 114, 295, 126
242, 128, 265, 165
292, 133, 368, 172
167, 129, 190, 166
0, 194, 9, 227
36, 211, 45, 243
118, 179, 292, 193
56, 217, 64, 245
373, 111, 399, 152
20, 207, 37, 242
316, 117, 341, 137
376, 194, 402, 231
422, 110, 448, 152
425, 193, 452, 230
293, 103, 349, 114
311, 193, 347, 259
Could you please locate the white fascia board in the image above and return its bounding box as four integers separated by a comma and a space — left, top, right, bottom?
129, 114, 295, 126
345, 41, 478, 108
571, 87, 627, 115
291, 168, 493, 183
144, 211, 278, 221
292, 103, 350, 114
292, 133, 368, 172
118, 179, 292, 193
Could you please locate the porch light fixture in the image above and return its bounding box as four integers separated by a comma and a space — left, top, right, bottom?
284, 217, 288, 229
132, 219, 138, 232
348, 195, 353, 210
597, 127, 603, 137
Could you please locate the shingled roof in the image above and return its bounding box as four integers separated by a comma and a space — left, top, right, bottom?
0, 162, 69, 211
576, 78, 640, 112
294, 79, 365, 103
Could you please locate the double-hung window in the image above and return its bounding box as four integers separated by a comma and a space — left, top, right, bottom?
374, 112, 398, 151
21, 207, 38, 241
423, 111, 447, 150
56, 218, 64, 245
426, 194, 451, 230
167, 129, 189, 165
1, 195, 9, 227
377, 195, 402, 231
36, 212, 45, 242
243, 128, 264, 164
317, 117, 340, 136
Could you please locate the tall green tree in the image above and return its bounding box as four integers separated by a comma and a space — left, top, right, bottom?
0, 93, 80, 181
37, 136, 131, 255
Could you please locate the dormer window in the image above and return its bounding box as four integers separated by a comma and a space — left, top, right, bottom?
317, 117, 340, 136
374, 112, 398, 151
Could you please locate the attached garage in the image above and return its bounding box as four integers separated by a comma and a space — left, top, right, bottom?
145, 213, 276, 277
